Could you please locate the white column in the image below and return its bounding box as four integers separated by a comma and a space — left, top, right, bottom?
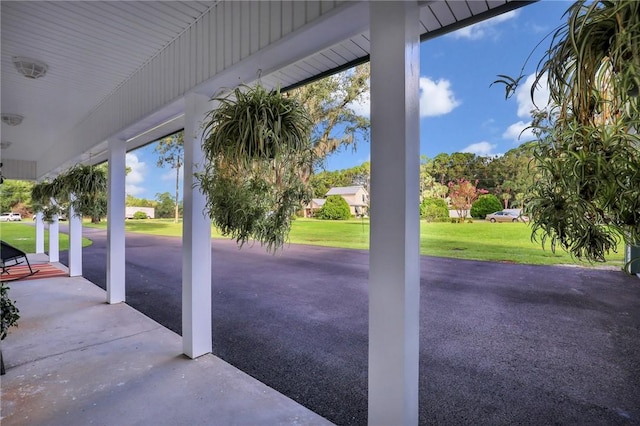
35, 212, 45, 254
368, 2, 421, 426
49, 202, 60, 263
182, 92, 212, 358
68, 194, 83, 277
107, 138, 126, 303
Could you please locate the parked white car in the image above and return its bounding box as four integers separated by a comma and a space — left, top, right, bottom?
0, 212, 22, 221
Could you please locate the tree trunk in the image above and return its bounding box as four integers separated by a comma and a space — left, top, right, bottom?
174, 165, 180, 223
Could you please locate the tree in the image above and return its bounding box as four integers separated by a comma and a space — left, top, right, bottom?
421, 152, 497, 194
420, 198, 449, 222
126, 194, 155, 208
448, 179, 487, 223
155, 131, 183, 223
495, 0, 640, 262
500, 192, 511, 209
291, 64, 370, 172
309, 162, 371, 198
419, 157, 448, 201
470, 194, 503, 219
487, 143, 537, 209
155, 192, 176, 219
0, 180, 33, 215
316, 195, 351, 220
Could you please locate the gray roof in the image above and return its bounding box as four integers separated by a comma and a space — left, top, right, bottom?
325, 186, 367, 196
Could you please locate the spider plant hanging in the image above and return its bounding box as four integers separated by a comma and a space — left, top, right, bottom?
31, 164, 107, 223
202, 84, 312, 164
31, 179, 67, 223
59, 164, 107, 220
197, 84, 314, 252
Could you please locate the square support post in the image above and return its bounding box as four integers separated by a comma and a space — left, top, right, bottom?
35, 212, 45, 254
182, 92, 212, 359
49, 202, 60, 263
107, 138, 126, 303
369, 2, 421, 425
68, 194, 83, 277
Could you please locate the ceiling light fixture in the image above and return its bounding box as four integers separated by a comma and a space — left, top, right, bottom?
13, 56, 48, 79
1, 113, 24, 126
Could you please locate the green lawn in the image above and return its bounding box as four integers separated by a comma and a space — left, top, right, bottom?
83, 218, 625, 268
0, 221, 92, 253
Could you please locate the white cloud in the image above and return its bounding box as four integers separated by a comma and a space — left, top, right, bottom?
420, 77, 460, 117
500, 73, 551, 144
345, 76, 459, 119
161, 167, 183, 183
462, 141, 497, 156
502, 120, 535, 142
451, 10, 519, 40
516, 72, 550, 118
126, 153, 146, 196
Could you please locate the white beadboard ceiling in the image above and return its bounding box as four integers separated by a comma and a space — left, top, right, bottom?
1, 0, 530, 180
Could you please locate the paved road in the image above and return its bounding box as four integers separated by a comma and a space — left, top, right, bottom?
57, 226, 640, 426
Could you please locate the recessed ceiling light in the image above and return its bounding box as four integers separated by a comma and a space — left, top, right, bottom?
13, 56, 48, 79
1, 113, 24, 126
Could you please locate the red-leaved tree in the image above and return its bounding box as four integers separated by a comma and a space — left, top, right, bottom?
448, 179, 488, 223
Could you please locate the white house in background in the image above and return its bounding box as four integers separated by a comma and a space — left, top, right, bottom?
303, 198, 326, 218
327, 185, 369, 216
125, 206, 155, 219
306, 185, 369, 217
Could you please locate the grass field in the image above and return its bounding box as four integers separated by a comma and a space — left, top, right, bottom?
0, 222, 92, 253
81, 217, 626, 268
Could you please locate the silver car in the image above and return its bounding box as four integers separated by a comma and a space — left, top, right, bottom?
485, 211, 528, 223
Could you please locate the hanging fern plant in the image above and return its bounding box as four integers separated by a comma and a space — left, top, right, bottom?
197, 84, 314, 252
31, 164, 107, 222
494, 0, 640, 264
31, 179, 66, 223
59, 164, 107, 220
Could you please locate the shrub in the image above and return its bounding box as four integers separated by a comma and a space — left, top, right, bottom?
133, 211, 148, 220
420, 198, 449, 222
317, 195, 351, 220
1, 283, 20, 341
471, 194, 503, 219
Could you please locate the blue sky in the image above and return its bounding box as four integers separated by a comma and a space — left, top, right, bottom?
126, 0, 570, 200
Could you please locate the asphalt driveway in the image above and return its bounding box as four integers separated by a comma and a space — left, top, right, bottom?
59, 227, 640, 425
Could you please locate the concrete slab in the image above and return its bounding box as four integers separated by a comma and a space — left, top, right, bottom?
0, 276, 333, 426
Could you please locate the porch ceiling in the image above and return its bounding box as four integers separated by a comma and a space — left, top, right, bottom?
1, 0, 530, 180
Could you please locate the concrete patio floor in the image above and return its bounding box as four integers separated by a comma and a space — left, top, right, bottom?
0, 257, 332, 426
